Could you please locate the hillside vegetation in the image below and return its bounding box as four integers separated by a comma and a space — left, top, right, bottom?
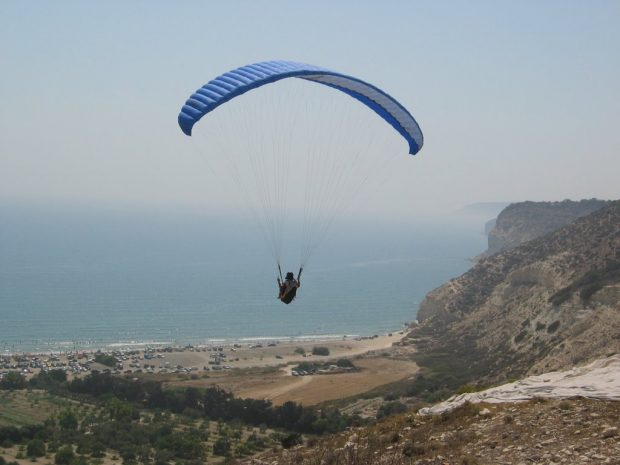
238, 398, 620, 465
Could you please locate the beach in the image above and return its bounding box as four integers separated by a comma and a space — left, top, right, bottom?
159, 332, 405, 370
169, 331, 419, 406
1, 331, 418, 406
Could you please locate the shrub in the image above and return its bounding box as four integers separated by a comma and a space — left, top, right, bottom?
294, 361, 318, 373
311, 346, 329, 356
54, 446, 75, 465
90, 442, 105, 458
402, 441, 426, 457
247, 433, 267, 450
440, 402, 481, 420
58, 410, 78, 430
294, 347, 305, 355
234, 442, 251, 457
280, 433, 302, 449
71, 455, 88, 465
549, 288, 573, 306
580, 283, 603, 302
94, 354, 116, 367
514, 330, 528, 343
182, 408, 201, 419
26, 439, 46, 458
0, 372, 26, 390
336, 359, 354, 368
547, 321, 560, 334
461, 456, 480, 465
212, 437, 230, 456
457, 384, 480, 394
376, 401, 407, 419
559, 401, 572, 410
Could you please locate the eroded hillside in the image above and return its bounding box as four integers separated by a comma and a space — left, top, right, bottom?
413, 201, 620, 387
485, 199, 609, 256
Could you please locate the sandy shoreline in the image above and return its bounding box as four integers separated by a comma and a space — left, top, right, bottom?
164, 331, 405, 370
1, 328, 409, 356
2, 330, 417, 408
1, 331, 407, 378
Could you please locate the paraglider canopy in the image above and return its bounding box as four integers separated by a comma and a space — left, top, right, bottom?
178, 60, 423, 155
177, 60, 424, 279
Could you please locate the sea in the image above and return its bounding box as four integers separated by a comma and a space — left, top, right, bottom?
0, 203, 487, 353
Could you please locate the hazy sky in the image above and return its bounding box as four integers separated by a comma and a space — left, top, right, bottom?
1, 0, 619, 219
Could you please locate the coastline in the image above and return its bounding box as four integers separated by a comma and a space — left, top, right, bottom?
2, 329, 418, 408
1, 330, 409, 379
0, 326, 411, 357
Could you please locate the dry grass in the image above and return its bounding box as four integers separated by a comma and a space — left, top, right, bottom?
0, 390, 78, 426
237, 398, 620, 465
176, 356, 418, 406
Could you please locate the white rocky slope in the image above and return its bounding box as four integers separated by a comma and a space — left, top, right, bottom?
420, 354, 620, 415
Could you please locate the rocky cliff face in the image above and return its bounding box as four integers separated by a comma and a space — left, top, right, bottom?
414, 201, 620, 385
484, 199, 609, 256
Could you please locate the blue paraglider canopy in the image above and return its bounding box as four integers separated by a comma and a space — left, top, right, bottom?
178, 60, 423, 155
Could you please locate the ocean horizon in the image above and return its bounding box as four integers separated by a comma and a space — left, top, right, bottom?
0, 203, 487, 353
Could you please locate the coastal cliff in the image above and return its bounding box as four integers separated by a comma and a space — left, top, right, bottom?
413, 200, 620, 385
484, 199, 609, 257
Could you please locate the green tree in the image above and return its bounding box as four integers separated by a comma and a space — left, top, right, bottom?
153, 449, 173, 465
26, 439, 46, 458
1, 439, 14, 449
336, 358, 354, 368
48, 369, 68, 383
119, 444, 137, 465
0, 372, 26, 390
94, 354, 117, 367
54, 446, 75, 465
295, 361, 318, 373
105, 397, 135, 421
234, 442, 251, 457
311, 346, 329, 356
212, 437, 231, 456
137, 445, 152, 465
71, 455, 88, 465
58, 410, 78, 430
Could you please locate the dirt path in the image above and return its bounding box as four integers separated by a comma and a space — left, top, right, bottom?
252, 374, 313, 402
184, 357, 419, 406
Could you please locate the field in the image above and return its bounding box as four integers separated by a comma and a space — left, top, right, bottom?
177, 355, 419, 406
0, 390, 78, 427
0, 390, 277, 465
